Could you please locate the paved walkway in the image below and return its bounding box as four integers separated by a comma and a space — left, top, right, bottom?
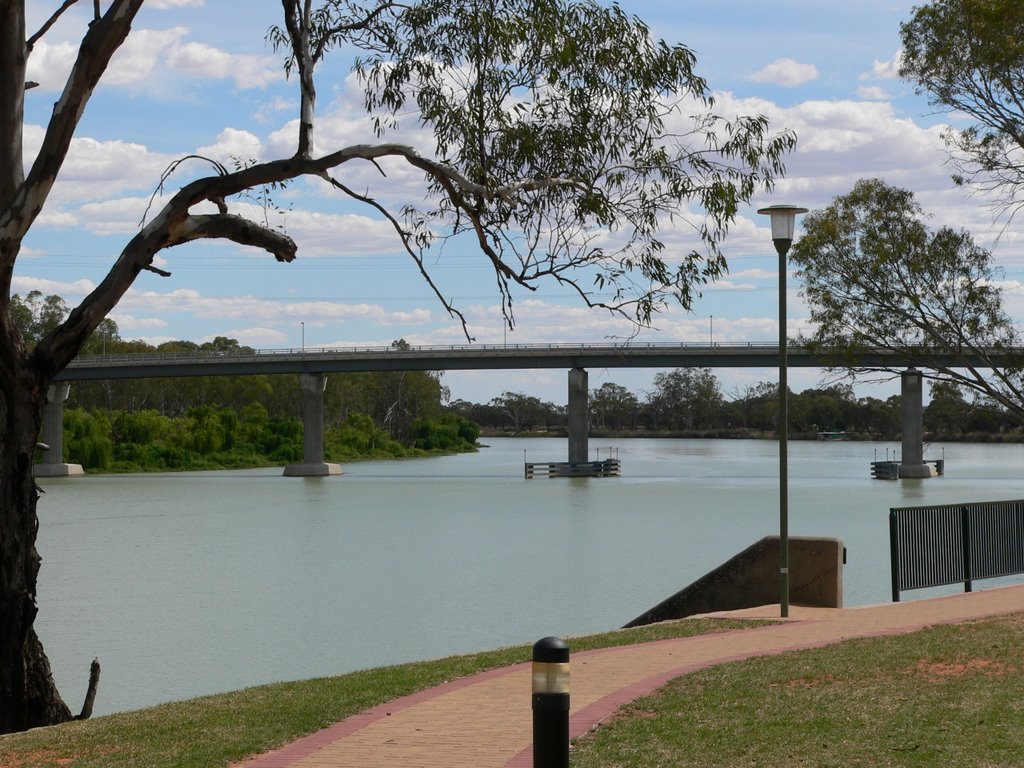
236, 584, 1024, 768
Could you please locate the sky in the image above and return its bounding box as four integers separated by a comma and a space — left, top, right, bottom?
17, 0, 1024, 406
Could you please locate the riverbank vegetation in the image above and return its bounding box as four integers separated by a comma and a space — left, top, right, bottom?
451, 368, 1024, 442
12, 294, 480, 471
63, 405, 481, 473
1, 613, 1020, 768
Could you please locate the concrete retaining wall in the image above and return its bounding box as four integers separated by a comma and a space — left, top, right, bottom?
624, 536, 844, 627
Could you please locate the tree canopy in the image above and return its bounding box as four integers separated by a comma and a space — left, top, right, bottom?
900, 0, 1024, 217
1, 0, 796, 733
790, 178, 1024, 416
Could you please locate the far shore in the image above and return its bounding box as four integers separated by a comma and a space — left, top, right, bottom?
479, 428, 1024, 443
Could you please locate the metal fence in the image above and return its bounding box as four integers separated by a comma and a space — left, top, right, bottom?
889, 500, 1024, 602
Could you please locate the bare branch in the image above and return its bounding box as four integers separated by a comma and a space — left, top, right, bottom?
141, 154, 229, 229
27, 0, 84, 51
6, 0, 144, 244
143, 264, 172, 277
310, 2, 409, 63
167, 213, 298, 262
321, 172, 474, 339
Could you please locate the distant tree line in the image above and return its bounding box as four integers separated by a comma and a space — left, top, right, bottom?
19, 292, 1020, 464
16, 293, 479, 471
449, 368, 1024, 441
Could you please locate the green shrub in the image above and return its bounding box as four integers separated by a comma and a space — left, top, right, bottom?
410, 414, 480, 452
64, 409, 113, 469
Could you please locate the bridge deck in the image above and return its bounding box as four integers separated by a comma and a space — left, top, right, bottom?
54, 342, 987, 380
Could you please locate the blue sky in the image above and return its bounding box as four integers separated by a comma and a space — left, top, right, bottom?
17, 0, 1024, 405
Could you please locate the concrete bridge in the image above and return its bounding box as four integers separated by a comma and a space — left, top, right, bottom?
37, 342, 997, 477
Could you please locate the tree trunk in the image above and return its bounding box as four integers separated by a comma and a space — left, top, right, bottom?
0, 369, 73, 733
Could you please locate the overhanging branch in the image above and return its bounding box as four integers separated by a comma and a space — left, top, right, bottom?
168, 214, 298, 262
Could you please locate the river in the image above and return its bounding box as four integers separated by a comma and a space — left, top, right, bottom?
33, 437, 1024, 716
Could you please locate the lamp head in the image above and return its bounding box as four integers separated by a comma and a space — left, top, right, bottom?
757, 204, 808, 240
757, 204, 808, 257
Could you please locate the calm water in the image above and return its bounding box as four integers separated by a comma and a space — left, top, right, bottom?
34, 437, 1024, 716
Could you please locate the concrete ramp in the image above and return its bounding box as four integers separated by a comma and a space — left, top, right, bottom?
624, 536, 844, 627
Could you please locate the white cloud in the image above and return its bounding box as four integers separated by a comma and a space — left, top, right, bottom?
708, 95, 951, 198
111, 314, 169, 330
217, 327, 289, 347
27, 25, 281, 93
253, 96, 297, 125
25, 39, 78, 91
680, 92, 941, 219
856, 86, 889, 101
196, 128, 265, 165
105, 27, 191, 87
147, 0, 204, 8
166, 42, 283, 90
114, 288, 435, 331
275, 209, 411, 258
34, 208, 80, 228
75, 197, 153, 235
730, 268, 775, 280
750, 58, 819, 87
11, 276, 96, 299
862, 50, 903, 81
23, 125, 176, 210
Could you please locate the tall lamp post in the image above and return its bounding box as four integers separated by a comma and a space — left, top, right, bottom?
757, 203, 807, 618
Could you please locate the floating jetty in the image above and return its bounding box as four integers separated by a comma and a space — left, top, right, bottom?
870, 458, 944, 480
524, 458, 621, 479
817, 430, 854, 441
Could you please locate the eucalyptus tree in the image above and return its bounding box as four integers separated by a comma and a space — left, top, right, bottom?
645, 368, 724, 430
790, 178, 1024, 417
900, 0, 1024, 219
0, 0, 795, 731
590, 381, 640, 430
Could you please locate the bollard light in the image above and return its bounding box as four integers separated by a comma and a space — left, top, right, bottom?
532, 636, 569, 768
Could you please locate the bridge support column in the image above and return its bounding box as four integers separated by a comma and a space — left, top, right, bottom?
284, 373, 343, 477
34, 383, 84, 478
899, 367, 931, 479
567, 368, 589, 464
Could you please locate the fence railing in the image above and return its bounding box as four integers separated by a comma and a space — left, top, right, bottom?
889, 500, 1024, 602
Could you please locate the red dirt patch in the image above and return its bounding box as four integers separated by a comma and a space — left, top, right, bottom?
1, 748, 74, 767
0, 745, 120, 768
912, 658, 1017, 681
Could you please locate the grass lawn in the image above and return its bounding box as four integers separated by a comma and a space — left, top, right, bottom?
0, 618, 758, 768
572, 612, 1024, 768
4, 613, 1021, 768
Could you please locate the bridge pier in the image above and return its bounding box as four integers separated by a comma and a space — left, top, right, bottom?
283, 373, 343, 477
34, 382, 84, 478
568, 367, 589, 463
899, 367, 931, 479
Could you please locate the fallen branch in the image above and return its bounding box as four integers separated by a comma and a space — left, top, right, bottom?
75, 658, 101, 720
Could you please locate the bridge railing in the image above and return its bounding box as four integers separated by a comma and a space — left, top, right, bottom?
66, 341, 779, 367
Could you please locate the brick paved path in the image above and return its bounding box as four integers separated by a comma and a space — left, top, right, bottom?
236, 584, 1024, 768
